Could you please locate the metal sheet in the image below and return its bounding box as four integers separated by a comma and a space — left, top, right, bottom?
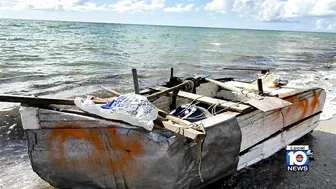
25, 116, 242, 189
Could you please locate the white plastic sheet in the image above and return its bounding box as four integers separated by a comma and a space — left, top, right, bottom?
74, 93, 158, 131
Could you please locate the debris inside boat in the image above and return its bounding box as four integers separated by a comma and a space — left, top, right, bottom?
0, 67, 326, 189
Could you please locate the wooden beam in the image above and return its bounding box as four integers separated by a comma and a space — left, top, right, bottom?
0, 94, 74, 105
257, 79, 263, 95
158, 109, 190, 126
147, 81, 189, 101
132, 68, 140, 94
205, 78, 293, 112
153, 86, 251, 113
99, 86, 121, 96
161, 121, 205, 140
206, 78, 253, 97
223, 66, 270, 74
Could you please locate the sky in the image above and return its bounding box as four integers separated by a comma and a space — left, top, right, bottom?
1, 0, 336, 32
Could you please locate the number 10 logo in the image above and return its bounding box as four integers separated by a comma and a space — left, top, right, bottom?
287, 151, 308, 166
286, 145, 310, 172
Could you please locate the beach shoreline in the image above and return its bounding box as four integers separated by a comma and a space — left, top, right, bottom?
316, 114, 336, 133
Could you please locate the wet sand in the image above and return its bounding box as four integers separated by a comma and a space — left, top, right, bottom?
206, 116, 336, 189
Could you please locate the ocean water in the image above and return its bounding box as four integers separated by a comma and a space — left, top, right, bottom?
1, 19, 336, 188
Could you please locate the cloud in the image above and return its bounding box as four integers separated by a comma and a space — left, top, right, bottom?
163, 3, 194, 13
315, 19, 336, 30
0, 0, 105, 11
110, 0, 165, 13
205, 0, 336, 21
209, 13, 216, 20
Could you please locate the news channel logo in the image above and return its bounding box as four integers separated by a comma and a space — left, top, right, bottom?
286, 145, 313, 172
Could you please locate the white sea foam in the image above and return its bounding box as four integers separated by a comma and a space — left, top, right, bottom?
0, 153, 50, 189
0, 102, 20, 111
210, 42, 225, 46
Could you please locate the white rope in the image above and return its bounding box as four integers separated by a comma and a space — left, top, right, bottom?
280, 109, 286, 147
175, 96, 204, 117
214, 99, 246, 115
198, 156, 204, 182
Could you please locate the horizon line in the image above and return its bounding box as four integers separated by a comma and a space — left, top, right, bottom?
1, 17, 335, 34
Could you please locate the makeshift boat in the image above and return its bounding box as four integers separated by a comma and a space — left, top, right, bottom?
0, 68, 326, 189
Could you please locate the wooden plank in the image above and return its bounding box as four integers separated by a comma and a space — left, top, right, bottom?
38, 108, 141, 129
132, 68, 140, 94
206, 78, 248, 96
224, 80, 299, 97
0, 94, 77, 105
206, 78, 293, 112
237, 115, 320, 170
257, 79, 263, 95
179, 91, 250, 112
147, 81, 189, 101
39, 109, 99, 122
99, 86, 121, 96
270, 88, 300, 98
155, 86, 251, 113
224, 81, 251, 90
246, 96, 293, 112
237, 88, 326, 151
216, 89, 246, 102
162, 121, 205, 140
222, 78, 295, 97
0, 94, 110, 105
158, 110, 190, 126
223, 66, 270, 74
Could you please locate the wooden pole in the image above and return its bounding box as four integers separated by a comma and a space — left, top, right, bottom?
147, 81, 189, 101
99, 86, 121, 96
257, 79, 263, 95
205, 78, 261, 100
170, 67, 174, 78
132, 68, 140, 94
0, 94, 76, 105
223, 67, 270, 74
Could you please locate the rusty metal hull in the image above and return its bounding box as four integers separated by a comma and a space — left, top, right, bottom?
24, 114, 242, 189
20, 87, 327, 189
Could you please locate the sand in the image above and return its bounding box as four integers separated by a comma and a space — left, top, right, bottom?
206, 116, 336, 189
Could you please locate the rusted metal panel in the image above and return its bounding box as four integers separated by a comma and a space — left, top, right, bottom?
25, 116, 242, 189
